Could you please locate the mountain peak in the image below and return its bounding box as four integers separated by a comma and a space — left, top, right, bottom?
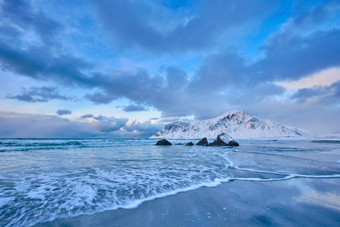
217, 110, 248, 118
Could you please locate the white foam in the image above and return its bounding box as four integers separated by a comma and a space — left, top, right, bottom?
232, 174, 340, 182
116, 178, 232, 210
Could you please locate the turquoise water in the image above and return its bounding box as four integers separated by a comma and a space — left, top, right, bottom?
0, 139, 340, 226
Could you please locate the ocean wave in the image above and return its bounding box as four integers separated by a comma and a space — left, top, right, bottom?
312, 140, 340, 144
0, 140, 85, 153
2, 168, 340, 227
1, 139, 340, 226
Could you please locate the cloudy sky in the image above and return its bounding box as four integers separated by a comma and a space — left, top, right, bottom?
0, 0, 339, 137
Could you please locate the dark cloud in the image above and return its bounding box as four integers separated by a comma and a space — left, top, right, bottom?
0, 42, 92, 85
81, 114, 94, 119
83, 69, 165, 105
141, 66, 230, 119
256, 29, 340, 82
6, 86, 72, 103
188, 27, 340, 95
292, 81, 340, 104
123, 104, 148, 112
0, 112, 98, 138
92, 70, 164, 102
225, 82, 285, 105
56, 109, 72, 116
84, 92, 114, 104
0, 0, 93, 88
0, 0, 62, 45
0, 25, 21, 40
288, 0, 339, 34
189, 52, 250, 93
92, 0, 277, 52
291, 87, 324, 103
248, 1, 340, 82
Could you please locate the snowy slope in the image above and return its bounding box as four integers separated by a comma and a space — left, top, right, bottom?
311, 131, 340, 140
151, 110, 308, 139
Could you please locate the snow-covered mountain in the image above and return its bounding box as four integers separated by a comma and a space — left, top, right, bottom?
151, 110, 308, 139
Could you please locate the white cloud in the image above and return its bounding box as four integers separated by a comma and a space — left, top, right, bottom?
277, 67, 340, 90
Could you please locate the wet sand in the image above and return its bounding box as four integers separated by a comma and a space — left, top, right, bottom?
36, 178, 340, 227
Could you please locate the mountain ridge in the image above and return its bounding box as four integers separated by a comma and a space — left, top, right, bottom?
151, 110, 308, 139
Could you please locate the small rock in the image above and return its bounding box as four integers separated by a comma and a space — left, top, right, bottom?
156, 139, 172, 146
196, 137, 208, 146
186, 142, 194, 146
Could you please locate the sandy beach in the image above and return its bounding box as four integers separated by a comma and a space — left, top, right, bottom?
36, 177, 340, 227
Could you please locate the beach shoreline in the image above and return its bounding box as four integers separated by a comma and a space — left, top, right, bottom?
35, 177, 340, 227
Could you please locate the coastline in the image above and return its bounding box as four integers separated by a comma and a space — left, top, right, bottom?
35, 177, 340, 227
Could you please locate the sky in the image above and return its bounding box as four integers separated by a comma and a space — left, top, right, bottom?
0, 0, 340, 138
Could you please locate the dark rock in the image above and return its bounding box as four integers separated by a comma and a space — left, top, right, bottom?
216, 135, 228, 146
185, 142, 194, 146
217, 133, 232, 145
227, 140, 239, 146
175, 143, 184, 145
196, 137, 208, 146
207, 140, 218, 146
156, 139, 172, 146
207, 133, 239, 146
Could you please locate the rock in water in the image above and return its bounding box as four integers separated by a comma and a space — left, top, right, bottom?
185, 142, 194, 146
217, 133, 239, 146
196, 137, 208, 146
207, 140, 218, 146
156, 139, 172, 146
208, 133, 239, 146
217, 133, 231, 143
228, 140, 239, 146
216, 133, 229, 145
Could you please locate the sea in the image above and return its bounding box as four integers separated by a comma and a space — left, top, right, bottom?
0, 138, 340, 226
